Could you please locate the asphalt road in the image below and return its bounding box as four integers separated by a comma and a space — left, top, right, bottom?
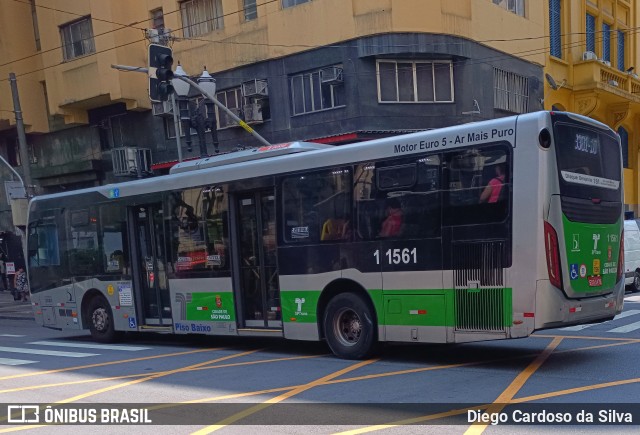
0, 291, 639, 434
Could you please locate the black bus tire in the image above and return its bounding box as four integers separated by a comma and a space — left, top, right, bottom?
323, 292, 377, 360
88, 296, 118, 343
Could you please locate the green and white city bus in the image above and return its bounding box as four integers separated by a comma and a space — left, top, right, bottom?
26, 111, 625, 359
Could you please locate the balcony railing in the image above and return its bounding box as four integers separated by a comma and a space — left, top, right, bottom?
574, 59, 640, 98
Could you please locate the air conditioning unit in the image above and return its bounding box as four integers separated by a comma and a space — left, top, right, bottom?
112, 147, 153, 177
600, 59, 611, 67
582, 51, 597, 61
242, 79, 268, 98
243, 102, 263, 124
152, 101, 173, 117
608, 79, 619, 87
320, 66, 343, 84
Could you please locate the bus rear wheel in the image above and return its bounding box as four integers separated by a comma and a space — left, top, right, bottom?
88, 296, 117, 343
323, 293, 376, 359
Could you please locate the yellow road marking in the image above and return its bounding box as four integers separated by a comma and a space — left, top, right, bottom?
0, 353, 325, 394
463, 337, 562, 435
57, 349, 262, 403
534, 334, 640, 342
191, 358, 379, 434
0, 347, 220, 381
0, 349, 262, 432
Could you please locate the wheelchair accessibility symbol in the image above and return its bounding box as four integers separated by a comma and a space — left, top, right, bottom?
570, 264, 579, 280
129, 317, 137, 329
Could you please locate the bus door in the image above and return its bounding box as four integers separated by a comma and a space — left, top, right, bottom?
234, 190, 281, 329
129, 204, 172, 327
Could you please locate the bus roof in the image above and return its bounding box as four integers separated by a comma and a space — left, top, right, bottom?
169, 141, 333, 174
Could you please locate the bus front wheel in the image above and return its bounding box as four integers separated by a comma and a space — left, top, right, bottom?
323, 293, 376, 359
88, 296, 117, 343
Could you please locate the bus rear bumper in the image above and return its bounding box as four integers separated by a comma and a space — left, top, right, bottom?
533, 279, 625, 330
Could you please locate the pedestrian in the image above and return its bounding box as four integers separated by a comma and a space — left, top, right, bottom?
13, 266, 28, 302
0, 253, 6, 291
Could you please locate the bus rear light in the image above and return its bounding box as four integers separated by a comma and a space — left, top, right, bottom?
544, 221, 563, 289
617, 231, 624, 283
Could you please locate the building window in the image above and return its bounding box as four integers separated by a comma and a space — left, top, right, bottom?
283, 0, 311, 8
216, 87, 242, 128
586, 14, 595, 54
377, 60, 453, 103
290, 66, 345, 115
494, 68, 529, 114
151, 8, 164, 30
30, 0, 41, 51
60, 17, 95, 60
180, 0, 224, 37
617, 30, 625, 71
492, 0, 525, 17
13, 141, 38, 166
602, 22, 611, 63
244, 0, 257, 21
549, 0, 561, 58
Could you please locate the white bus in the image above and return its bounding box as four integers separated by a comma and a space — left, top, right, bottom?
26, 111, 625, 359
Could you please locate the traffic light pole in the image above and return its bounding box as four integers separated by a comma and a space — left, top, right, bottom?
111, 64, 271, 148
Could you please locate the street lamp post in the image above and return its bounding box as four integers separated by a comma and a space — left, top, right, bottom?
173, 66, 219, 158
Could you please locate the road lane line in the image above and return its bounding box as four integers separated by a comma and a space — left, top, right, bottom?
0, 346, 97, 358
56, 349, 262, 403
0, 358, 36, 366
607, 320, 640, 333
27, 341, 151, 351
0, 335, 25, 337
0, 354, 324, 394
0, 348, 220, 381
192, 358, 379, 434
559, 309, 640, 330
463, 337, 562, 435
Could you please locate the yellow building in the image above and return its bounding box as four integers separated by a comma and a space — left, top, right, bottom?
543, 0, 639, 215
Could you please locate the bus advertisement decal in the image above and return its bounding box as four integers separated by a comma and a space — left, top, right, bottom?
181, 292, 235, 322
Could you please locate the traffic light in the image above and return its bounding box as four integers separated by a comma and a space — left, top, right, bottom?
148, 44, 174, 102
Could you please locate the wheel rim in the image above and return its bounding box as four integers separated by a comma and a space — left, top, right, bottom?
333, 307, 362, 347
92, 307, 108, 332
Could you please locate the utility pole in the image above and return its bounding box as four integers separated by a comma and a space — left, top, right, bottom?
9, 73, 33, 197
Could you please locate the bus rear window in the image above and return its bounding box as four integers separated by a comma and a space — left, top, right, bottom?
554, 123, 621, 202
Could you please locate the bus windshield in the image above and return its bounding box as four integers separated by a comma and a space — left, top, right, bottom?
554, 121, 621, 203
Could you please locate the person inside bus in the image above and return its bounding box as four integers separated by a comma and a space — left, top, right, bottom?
378, 198, 403, 238
479, 164, 506, 204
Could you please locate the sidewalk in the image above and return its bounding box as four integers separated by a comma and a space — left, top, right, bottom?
0, 288, 34, 321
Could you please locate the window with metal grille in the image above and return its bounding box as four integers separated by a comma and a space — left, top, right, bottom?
586, 13, 595, 53
377, 60, 453, 103
60, 17, 95, 60
244, 0, 257, 21
617, 29, 625, 71
602, 22, 611, 62
180, 0, 223, 37
493, 68, 529, 114
290, 66, 345, 115
549, 0, 561, 58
